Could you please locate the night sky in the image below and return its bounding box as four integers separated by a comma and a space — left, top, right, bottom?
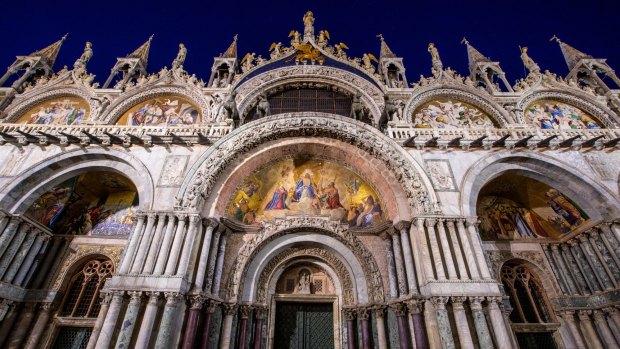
1, 0, 618, 86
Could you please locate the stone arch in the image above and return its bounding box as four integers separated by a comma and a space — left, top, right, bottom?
50, 245, 123, 291
99, 85, 210, 125
404, 86, 512, 126
3, 87, 96, 123
0, 147, 155, 214
459, 152, 620, 221
233, 66, 385, 124
517, 89, 619, 128
176, 113, 438, 216
498, 257, 560, 299
226, 217, 384, 305
257, 249, 353, 305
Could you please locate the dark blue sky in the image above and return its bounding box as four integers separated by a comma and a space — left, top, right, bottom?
1, 0, 618, 86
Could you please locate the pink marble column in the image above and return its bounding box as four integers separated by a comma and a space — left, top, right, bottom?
391, 302, 412, 349
343, 308, 357, 349
358, 307, 371, 349
407, 299, 428, 349
182, 295, 205, 349
252, 306, 267, 349
237, 305, 252, 349
199, 300, 220, 349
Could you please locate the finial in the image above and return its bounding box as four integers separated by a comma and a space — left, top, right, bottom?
550, 35, 561, 43
461, 37, 469, 45
149, 34, 155, 42
233, 34, 238, 42
62, 33, 69, 41
377, 34, 384, 42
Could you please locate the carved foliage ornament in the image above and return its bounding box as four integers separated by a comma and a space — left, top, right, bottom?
176, 113, 436, 214
226, 216, 384, 303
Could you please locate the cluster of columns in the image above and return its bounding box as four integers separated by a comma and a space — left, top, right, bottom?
543, 223, 620, 296
559, 307, 620, 349
0, 212, 51, 288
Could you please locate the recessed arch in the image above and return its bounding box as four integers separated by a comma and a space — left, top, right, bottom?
3, 87, 97, 123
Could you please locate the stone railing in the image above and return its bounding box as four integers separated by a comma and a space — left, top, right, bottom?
386, 123, 620, 150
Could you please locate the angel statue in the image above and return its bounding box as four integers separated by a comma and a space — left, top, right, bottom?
362, 53, 378, 73
269, 42, 284, 59
520, 47, 541, 75
317, 30, 330, 47
335, 43, 349, 59
303, 11, 315, 39
73, 41, 93, 69
289, 31, 302, 46
241, 52, 255, 73
172, 43, 187, 70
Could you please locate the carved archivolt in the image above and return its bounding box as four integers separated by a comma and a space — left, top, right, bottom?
517, 90, 618, 128
256, 247, 355, 305
233, 65, 385, 122
226, 216, 384, 303
51, 245, 123, 290
404, 87, 511, 126
100, 85, 210, 125
176, 113, 438, 214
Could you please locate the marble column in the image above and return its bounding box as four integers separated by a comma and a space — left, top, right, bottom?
407, 300, 428, 349
577, 235, 610, 290
559, 311, 586, 349
119, 213, 146, 274
130, 213, 156, 274
3, 228, 39, 282
588, 232, 619, 288
436, 219, 457, 280
6, 302, 37, 348
212, 233, 228, 295
550, 244, 578, 294
410, 219, 430, 286
431, 297, 455, 349
30, 236, 64, 289
568, 240, 597, 293
218, 303, 237, 349
252, 306, 266, 349
599, 232, 620, 276
343, 309, 356, 349
469, 297, 493, 349
153, 214, 177, 275
391, 230, 409, 295
200, 300, 220, 349
142, 213, 167, 274
0, 222, 30, 278
604, 307, 620, 344
0, 217, 22, 258
204, 227, 223, 293
115, 291, 143, 349
446, 220, 468, 280
466, 219, 491, 279
592, 310, 618, 348
182, 295, 205, 349
577, 310, 604, 349
423, 300, 441, 349
451, 297, 474, 349
154, 292, 184, 349
455, 219, 479, 279
23, 302, 54, 349
374, 307, 389, 349
486, 297, 512, 349
95, 291, 125, 349
397, 221, 418, 293
0, 212, 9, 234
13, 233, 48, 286
358, 307, 371, 349
177, 215, 202, 277
561, 244, 586, 295
425, 219, 446, 280
134, 292, 161, 349
237, 305, 252, 349
193, 220, 217, 290
391, 302, 412, 349
610, 223, 620, 245
85, 293, 112, 349
386, 237, 399, 298
164, 214, 188, 275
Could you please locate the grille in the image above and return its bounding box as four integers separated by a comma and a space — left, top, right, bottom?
52, 327, 92, 349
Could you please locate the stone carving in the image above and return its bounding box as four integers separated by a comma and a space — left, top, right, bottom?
172, 43, 187, 71
226, 216, 384, 303
74, 41, 93, 70
350, 94, 366, 122
520, 47, 540, 75
428, 43, 443, 75
255, 93, 271, 118
176, 114, 436, 214
158, 155, 189, 187
0, 146, 32, 176
425, 159, 457, 191
585, 153, 620, 180
51, 244, 122, 290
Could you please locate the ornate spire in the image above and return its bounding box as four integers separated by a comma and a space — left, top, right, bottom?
127, 35, 154, 64
550, 35, 593, 71
461, 37, 492, 72
222, 35, 238, 59
29, 34, 68, 67
377, 34, 396, 59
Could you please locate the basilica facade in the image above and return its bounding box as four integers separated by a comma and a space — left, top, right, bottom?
0, 11, 620, 349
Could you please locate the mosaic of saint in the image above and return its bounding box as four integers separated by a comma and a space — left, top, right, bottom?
477, 175, 589, 241
16, 97, 89, 125
525, 100, 602, 129
26, 172, 138, 236
116, 96, 201, 126
412, 99, 495, 128
228, 158, 385, 227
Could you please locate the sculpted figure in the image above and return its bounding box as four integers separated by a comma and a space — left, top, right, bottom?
289, 31, 302, 46
210, 94, 224, 121
303, 11, 315, 38
241, 53, 255, 73
350, 94, 365, 121
317, 30, 330, 47
172, 43, 187, 70
362, 53, 378, 73
335, 42, 349, 59
428, 42, 443, 75
73, 41, 93, 69
269, 42, 284, 59
256, 93, 271, 118
520, 47, 541, 74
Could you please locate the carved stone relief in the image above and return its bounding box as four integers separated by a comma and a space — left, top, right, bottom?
158, 155, 189, 187
425, 159, 457, 192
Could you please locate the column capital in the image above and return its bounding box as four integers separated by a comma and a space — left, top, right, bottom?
550, 244, 561, 251
567, 239, 579, 247
163, 291, 183, 304
430, 296, 449, 310
577, 234, 589, 243
577, 310, 592, 321
203, 218, 219, 228
389, 302, 408, 317
39, 302, 55, 312
465, 217, 479, 227
189, 295, 206, 309
188, 214, 202, 224
559, 310, 576, 320
254, 305, 268, 320
357, 307, 370, 320
145, 292, 161, 305
592, 309, 606, 320
222, 302, 238, 315
469, 296, 484, 309
394, 220, 411, 231
176, 213, 188, 221
424, 218, 437, 227
451, 296, 466, 310
372, 305, 387, 318
405, 299, 424, 314
343, 308, 357, 321
239, 305, 252, 319
146, 212, 157, 220
205, 300, 221, 313
603, 307, 619, 316
127, 291, 143, 304
111, 290, 126, 301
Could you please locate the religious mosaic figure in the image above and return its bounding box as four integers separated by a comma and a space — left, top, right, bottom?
123, 97, 199, 126
412, 100, 494, 128
21, 99, 88, 125
525, 100, 602, 129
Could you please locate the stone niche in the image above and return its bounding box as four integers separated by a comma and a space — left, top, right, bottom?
275, 263, 335, 296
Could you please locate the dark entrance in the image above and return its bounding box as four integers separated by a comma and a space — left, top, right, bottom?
515, 332, 558, 349
274, 301, 334, 349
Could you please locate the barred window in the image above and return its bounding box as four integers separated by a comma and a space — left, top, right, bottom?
501, 264, 553, 323
60, 259, 114, 318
